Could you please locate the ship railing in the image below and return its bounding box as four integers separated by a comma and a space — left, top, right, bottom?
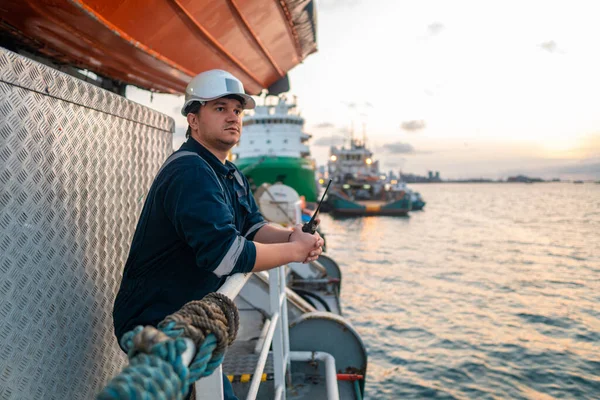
194, 201, 302, 399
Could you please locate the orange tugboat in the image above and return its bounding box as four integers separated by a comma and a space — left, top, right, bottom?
0, 0, 317, 94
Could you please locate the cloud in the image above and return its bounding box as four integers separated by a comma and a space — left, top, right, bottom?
539, 40, 559, 53
314, 122, 335, 129
427, 22, 445, 36
400, 120, 426, 132
549, 159, 600, 176
312, 135, 347, 147
382, 142, 416, 154
381, 160, 403, 168
342, 101, 373, 109
538, 40, 567, 55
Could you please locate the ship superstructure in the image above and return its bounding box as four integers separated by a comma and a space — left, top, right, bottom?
327, 137, 381, 184
233, 96, 318, 202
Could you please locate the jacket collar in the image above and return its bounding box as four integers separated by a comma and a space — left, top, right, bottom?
180, 137, 236, 177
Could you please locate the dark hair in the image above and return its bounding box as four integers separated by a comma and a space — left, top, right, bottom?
222, 94, 245, 106
185, 102, 202, 139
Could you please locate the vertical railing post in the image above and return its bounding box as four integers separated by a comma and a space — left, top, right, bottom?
269, 267, 286, 399
194, 273, 252, 399
194, 367, 224, 399
280, 264, 291, 384
194, 197, 303, 400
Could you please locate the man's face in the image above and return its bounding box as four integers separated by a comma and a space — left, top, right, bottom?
194, 97, 243, 151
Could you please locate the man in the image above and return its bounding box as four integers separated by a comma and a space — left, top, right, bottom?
113, 69, 323, 398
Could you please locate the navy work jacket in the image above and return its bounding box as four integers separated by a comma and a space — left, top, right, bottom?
113, 138, 266, 343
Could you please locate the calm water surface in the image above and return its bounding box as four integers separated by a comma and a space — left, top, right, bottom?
320, 183, 600, 399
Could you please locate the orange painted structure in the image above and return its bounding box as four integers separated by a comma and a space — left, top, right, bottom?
0, 0, 317, 94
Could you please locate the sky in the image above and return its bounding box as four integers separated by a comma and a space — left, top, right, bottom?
128, 0, 600, 180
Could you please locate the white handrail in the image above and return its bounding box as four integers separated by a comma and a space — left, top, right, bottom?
195, 200, 301, 399
253, 318, 271, 354
269, 265, 287, 398
274, 385, 284, 400
245, 312, 280, 399
194, 272, 252, 398
289, 351, 340, 400
218, 272, 253, 299
195, 368, 225, 398
280, 264, 291, 384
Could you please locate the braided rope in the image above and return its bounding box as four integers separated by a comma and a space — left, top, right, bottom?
97, 293, 238, 399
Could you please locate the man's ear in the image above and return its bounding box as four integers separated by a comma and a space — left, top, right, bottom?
187, 113, 198, 130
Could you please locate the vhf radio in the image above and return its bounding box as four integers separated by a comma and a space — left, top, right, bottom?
302, 179, 332, 234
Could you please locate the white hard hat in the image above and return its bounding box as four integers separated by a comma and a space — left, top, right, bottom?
181, 69, 256, 116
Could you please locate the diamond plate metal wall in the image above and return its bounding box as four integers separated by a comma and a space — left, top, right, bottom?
0, 47, 174, 399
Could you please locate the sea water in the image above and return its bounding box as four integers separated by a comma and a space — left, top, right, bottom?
321, 183, 600, 399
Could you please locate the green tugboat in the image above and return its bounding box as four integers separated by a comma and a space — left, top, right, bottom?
233, 96, 319, 203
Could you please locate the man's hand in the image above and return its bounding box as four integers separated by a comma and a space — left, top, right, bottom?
303, 229, 324, 263
289, 224, 324, 263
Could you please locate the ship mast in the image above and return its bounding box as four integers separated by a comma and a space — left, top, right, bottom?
362, 122, 367, 147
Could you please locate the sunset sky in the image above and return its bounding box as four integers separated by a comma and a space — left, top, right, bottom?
128, 0, 600, 180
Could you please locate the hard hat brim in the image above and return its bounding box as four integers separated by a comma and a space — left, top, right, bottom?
181, 93, 256, 116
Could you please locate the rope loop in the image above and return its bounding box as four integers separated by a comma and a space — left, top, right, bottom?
97, 293, 239, 399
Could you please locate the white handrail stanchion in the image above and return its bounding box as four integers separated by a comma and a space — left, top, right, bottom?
194, 365, 224, 399
195, 200, 302, 399
289, 352, 340, 400
246, 313, 280, 400
281, 201, 302, 386
281, 266, 291, 380
270, 266, 286, 399
194, 273, 252, 399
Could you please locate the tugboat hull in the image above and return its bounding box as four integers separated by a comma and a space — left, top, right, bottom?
328, 193, 412, 217
237, 156, 318, 203
411, 200, 427, 211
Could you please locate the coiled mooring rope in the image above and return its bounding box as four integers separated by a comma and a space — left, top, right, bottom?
97, 293, 239, 400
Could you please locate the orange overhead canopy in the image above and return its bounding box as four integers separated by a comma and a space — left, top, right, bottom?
0, 0, 317, 94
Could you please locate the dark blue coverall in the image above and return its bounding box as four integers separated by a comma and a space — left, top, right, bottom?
113, 137, 267, 399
